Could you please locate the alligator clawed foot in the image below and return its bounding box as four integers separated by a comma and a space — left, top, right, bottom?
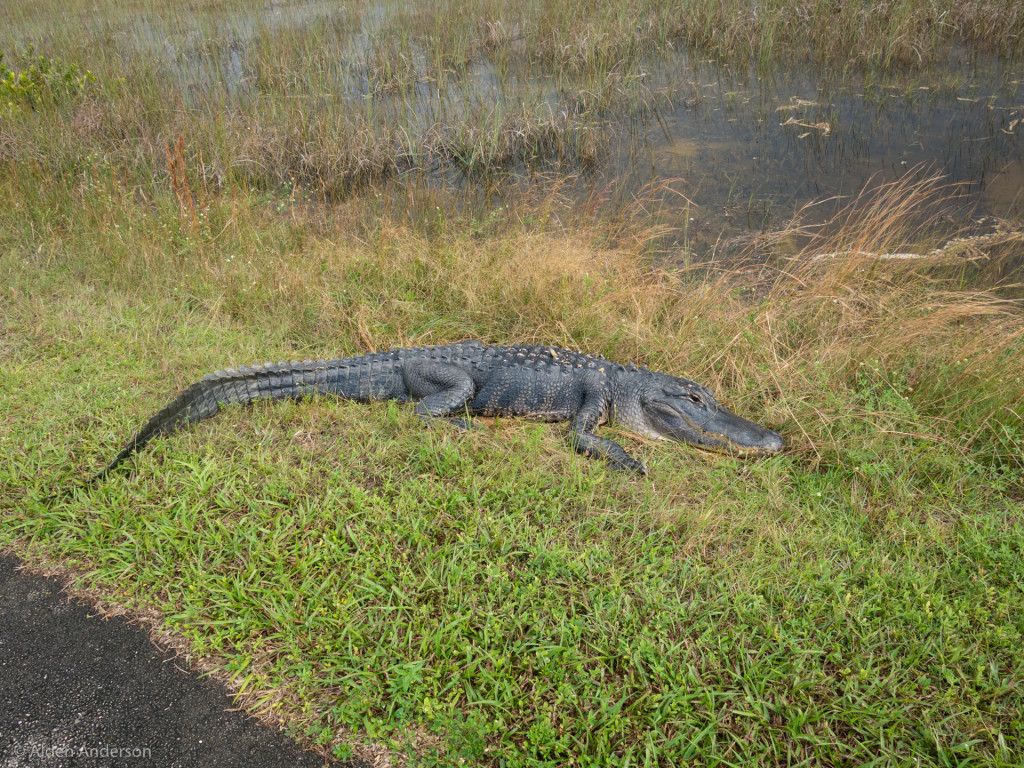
607, 455, 648, 476
627, 459, 649, 476
417, 414, 478, 431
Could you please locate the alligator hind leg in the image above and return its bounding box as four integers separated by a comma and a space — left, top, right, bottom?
403, 358, 477, 429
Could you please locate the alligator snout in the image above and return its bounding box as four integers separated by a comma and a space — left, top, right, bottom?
734, 427, 785, 456
701, 407, 785, 456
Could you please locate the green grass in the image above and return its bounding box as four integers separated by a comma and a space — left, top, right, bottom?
5, 363, 1024, 766
3, 171, 1024, 764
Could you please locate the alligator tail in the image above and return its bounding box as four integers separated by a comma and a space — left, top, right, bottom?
92, 362, 334, 484
43, 353, 403, 501
44, 377, 223, 502
90, 379, 218, 483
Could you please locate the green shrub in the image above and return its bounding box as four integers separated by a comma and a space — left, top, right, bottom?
0, 47, 95, 111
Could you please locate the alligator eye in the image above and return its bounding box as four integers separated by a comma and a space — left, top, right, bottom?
687, 393, 702, 404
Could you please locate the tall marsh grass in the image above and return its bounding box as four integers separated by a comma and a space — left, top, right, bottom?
2, 0, 1022, 210
6, 155, 1021, 481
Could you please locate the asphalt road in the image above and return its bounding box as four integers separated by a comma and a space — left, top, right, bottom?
0, 554, 369, 768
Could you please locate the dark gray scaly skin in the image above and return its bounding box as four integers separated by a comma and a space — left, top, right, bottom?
82, 341, 784, 487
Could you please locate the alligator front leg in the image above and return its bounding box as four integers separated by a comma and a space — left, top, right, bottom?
568, 391, 647, 475
403, 358, 477, 429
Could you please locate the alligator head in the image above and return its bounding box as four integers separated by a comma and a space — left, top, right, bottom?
614, 370, 784, 456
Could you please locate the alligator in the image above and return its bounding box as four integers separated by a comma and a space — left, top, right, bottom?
76, 341, 783, 488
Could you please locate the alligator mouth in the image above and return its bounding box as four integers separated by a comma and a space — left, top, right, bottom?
723, 440, 785, 457
693, 408, 785, 456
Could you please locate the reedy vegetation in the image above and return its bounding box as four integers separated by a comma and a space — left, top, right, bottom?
2, 0, 1024, 766
2, 0, 1023, 196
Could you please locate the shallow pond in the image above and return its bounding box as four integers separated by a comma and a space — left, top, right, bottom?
601, 52, 1024, 253
4, 0, 1023, 255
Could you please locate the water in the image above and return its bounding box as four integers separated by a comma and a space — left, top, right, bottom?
407, 49, 1024, 254
601, 53, 1024, 252
3, 0, 1023, 254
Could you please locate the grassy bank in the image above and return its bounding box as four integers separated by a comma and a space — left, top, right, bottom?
3, 0, 1024, 765
3, 161, 1024, 764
